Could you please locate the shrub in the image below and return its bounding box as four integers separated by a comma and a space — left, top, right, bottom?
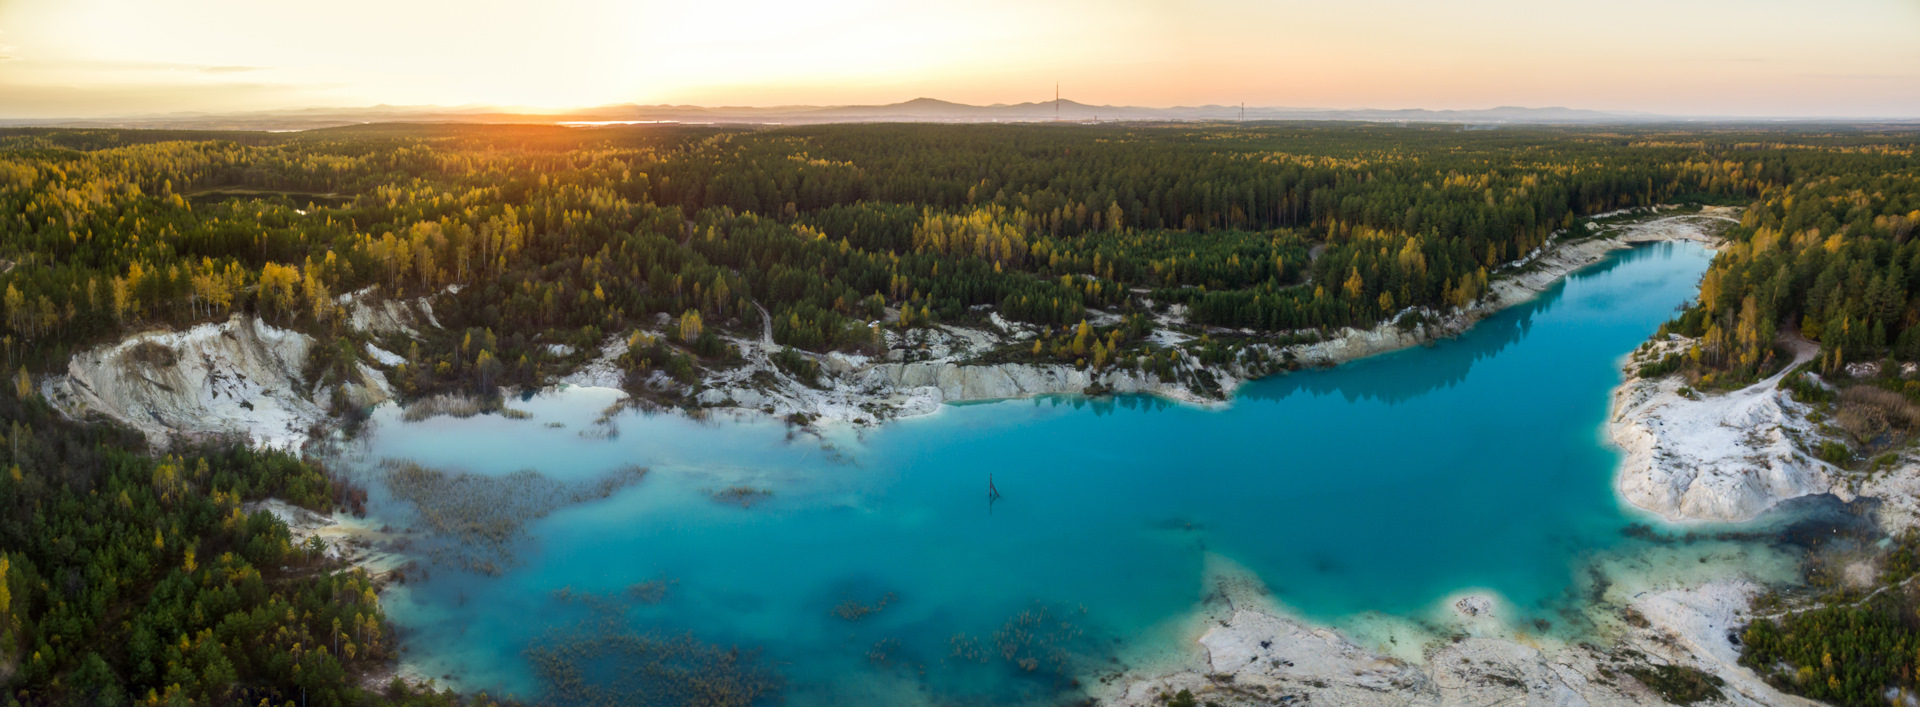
666, 354, 697, 383
1783, 367, 1835, 404
692, 331, 729, 359
1638, 352, 1683, 379
1835, 385, 1920, 443
772, 346, 820, 385
1818, 440, 1853, 466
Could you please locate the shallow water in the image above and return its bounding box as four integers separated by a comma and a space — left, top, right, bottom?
343, 241, 1794, 704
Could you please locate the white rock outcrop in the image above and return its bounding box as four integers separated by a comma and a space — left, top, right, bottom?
1109, 567, 1815, 707
1610, 348, 1837, 522
44, 315, 325, 450
1857, 453, 1920, 533
863, 360, 1213, 407
337, 286, 443, 336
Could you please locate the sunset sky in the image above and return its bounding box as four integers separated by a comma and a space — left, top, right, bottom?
2, 0, 1917, 119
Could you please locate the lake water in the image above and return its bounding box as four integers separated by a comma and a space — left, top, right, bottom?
340, 241, 1801, 705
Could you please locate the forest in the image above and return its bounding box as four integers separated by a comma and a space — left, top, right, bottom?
1658, 168, 1920, 380
0, 378, 515, 706
2, 121, 1920, 702
4, 122, 1916, 402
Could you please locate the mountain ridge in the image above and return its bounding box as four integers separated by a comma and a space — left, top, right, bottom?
3, 98, 1913, 132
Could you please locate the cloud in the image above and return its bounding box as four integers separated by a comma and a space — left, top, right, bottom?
1800, 73, 1919, 82
15, 58, 269, 73
0, 79, 331, 119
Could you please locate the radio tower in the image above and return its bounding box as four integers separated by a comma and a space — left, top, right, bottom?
1055, 83, 1061, 122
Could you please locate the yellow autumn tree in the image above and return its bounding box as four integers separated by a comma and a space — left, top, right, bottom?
1734, 295, 1773, 371
913, 207, 1031, 267
110, 275, 131, 322
0, 554, 11, 628
679, 310, 703, 343
258, 263, 301, 321
302, 262, 331, 322
2, 285, 23, 335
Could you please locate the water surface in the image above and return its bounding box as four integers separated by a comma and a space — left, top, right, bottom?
346, 242, 1778, 704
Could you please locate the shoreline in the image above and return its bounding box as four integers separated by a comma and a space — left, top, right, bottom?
49, 204, 1817, 705
1607, 334, 1843, 524
550, 206, 1741, 434
241, 498, 446, 692
40, 206, 1731, 446
1097, 529, 1820, 707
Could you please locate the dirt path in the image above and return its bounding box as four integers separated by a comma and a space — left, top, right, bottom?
1743, 334, 1818, 393
754, 301, 775, 349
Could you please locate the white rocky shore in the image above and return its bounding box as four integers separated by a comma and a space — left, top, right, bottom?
1609, 336, 1841, 523
564, 207, 1746, 428
1102, 555, 1819, 707
35, 208, 1735, 444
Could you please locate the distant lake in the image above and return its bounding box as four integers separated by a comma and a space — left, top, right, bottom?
340, 241, 1805, 705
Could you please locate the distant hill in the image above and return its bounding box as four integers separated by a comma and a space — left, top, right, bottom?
3, 98, 1911, 132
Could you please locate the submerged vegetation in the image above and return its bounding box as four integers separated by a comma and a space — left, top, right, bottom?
624, 578, 677, 605
379, 461, 648, 574
524, 626, 782, 707
945, 602, 1093, 682
831, 592, 897, 621
708, 484, 772, 508
524, 589, 781, 707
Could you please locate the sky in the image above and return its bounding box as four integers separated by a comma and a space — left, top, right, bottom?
1, 0, 1918, 119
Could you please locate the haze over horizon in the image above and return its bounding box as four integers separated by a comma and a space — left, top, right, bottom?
2, 0, 1919, 120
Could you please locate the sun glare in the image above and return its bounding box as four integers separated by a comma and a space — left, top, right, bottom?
0, 0, 1916, 116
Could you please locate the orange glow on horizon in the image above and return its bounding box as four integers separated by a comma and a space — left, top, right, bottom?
1, 0, 1917, 119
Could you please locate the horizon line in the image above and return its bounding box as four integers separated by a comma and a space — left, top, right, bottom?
4, 96, 1920, 125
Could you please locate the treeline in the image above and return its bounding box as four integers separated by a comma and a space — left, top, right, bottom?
0, 383, 509, 706
633, 123, 1821, 331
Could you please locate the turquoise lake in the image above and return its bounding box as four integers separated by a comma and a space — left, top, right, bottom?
342, 241, 1795, 705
